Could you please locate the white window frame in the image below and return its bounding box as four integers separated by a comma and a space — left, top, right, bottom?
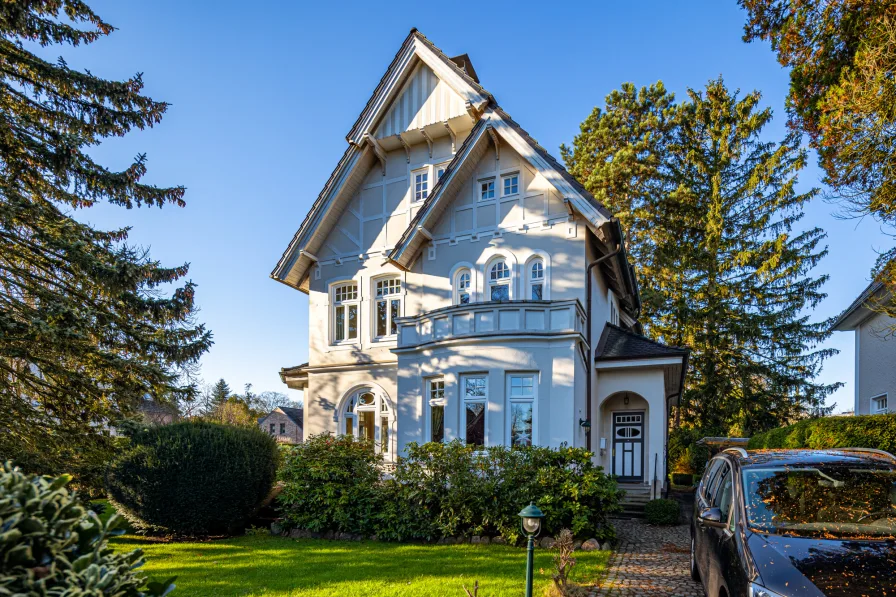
331, 281, 359, 344
487, 258, 512, 302
461, 374, 488, 447
454, 268, 472, 305
436, 162, 450, 182
372, 276, 402, 340
427, 378, 447, 443
501, 172, 520, 197
413, 168, 429, 203
506, 373, 537, 447
341, 388, 395, 457
871, 394, 888, 414
527, 258, 545, 301
479, 177, 496, 202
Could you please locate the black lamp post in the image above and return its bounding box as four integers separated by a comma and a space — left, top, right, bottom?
518, 502, 544, 597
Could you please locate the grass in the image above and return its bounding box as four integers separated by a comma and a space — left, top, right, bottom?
111, 533, 611, 597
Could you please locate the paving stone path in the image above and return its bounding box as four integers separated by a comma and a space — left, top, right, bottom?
589, 519, 704, 597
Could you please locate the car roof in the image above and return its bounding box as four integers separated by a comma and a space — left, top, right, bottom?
718, 448, 896, 468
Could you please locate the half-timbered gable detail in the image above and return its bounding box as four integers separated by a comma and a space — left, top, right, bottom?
273, 30, 687, 498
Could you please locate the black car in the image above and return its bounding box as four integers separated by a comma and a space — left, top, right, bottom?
690, 447, 896, 597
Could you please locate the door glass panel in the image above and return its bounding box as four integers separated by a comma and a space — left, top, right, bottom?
510, 402, 533, 446
358, 411, 374, 447
465, 402, 485, 447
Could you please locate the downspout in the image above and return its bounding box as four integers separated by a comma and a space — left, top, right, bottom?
585, 243, 621, 452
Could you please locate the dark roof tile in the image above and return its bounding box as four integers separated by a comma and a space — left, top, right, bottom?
595, 323, 687, 361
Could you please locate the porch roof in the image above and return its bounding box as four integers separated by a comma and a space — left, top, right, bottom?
595, 324, 687, 361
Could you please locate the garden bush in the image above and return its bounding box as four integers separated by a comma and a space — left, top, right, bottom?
0, 462, 174, 596
278, 435, 622, 544
748, 413, 896, 453
106, 421, 279, 535
670, 472, 694, 487
644, 498, 680, 525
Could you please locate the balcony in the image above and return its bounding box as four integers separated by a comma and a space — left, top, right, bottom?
395, 299, 586, 351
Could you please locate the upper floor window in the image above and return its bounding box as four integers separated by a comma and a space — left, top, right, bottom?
333, 282, 358, 343
269, 423, 275, 434
872, 394, 888, 414
279, 422, 286, 434
455, 269, 471, 305
414, 169, 429, 202
502, 173, 519, 196
529, 259, 544, 300
374, 278, 402, 338
480, 178, 495, 201
429, 378, 446, 443
489, 260, 511, 301
437, 163, 449, 181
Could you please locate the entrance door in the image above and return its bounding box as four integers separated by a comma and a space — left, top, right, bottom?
612, 412, 644, 482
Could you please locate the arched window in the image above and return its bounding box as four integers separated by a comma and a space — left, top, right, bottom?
529, 259, 544, 300
454, 269, 471, 305
488, 259, 511, 302
342, 388, 393, 456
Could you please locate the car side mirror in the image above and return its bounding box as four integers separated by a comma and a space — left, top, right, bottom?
698, 506, 727, 529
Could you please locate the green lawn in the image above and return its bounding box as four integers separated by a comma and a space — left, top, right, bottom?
112, 533, 610, 597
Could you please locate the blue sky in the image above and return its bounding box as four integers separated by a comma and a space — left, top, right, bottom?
57, 0, 888, 411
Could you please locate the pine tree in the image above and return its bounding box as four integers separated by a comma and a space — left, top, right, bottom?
0, 1, 211, 488
210, 379, 232, 408
564, 78, 839, 435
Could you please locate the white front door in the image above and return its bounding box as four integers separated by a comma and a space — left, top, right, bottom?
612, 412, 644, 482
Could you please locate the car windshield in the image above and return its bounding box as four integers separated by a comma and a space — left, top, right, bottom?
742, 465, 896, 538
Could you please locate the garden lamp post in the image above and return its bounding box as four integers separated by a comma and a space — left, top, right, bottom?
519, 502, 544, 597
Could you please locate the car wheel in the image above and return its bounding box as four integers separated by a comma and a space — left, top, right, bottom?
690, 536, 700, 582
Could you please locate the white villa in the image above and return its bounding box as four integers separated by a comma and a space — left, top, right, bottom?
272, 30, 688, 495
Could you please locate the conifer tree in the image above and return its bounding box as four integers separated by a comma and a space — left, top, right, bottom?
564, 78, 839, 434
210, 379, 232, 409
0, 1, 211, 487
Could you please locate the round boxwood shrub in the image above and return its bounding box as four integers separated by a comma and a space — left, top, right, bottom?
0, 462, 174, 596
107, 421, 279, 535
644, 498, 681, 525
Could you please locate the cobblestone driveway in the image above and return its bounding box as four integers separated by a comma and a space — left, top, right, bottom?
590, 519, 704, 596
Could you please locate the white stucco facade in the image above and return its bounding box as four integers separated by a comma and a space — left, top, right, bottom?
273, 30, 687, 493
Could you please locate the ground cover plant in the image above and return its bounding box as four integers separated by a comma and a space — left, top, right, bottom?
278, 435, 622, 544
110, 533, 610, 597
106, 421, 279, 535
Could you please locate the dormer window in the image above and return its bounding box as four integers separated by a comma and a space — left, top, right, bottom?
374, 277, 402, 338
480, 179, 495, 201
413, 169, 429, 202
455, 269, 471, 305
332, 282, 358, 343
488, 260, 511, 301
502, 173, 519, 196
529, 259, 544, 300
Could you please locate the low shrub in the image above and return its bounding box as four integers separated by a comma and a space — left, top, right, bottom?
106, 421, 279, 535
277, 435, 622, 544
667, 427, 711, 476
0, 462, 174, 596
644, 499, 680, 525
748, 413, 896, 453
671, 472, 694, 486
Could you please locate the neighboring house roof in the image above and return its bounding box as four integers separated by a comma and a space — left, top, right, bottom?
277, 407, 304, 427
269, 29, 641, 315
831, 278, 886, 332
594, 323, 687, 362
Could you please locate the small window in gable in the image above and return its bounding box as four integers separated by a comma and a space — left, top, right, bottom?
413, 169, 429, 202
529, 259, 545, 300
480, 179, 495, 201
332, 282, 358, 343
374, 277, 402, 338
502, 173, 519, 196
488, 260, 511, 302
455, 269, 472, 305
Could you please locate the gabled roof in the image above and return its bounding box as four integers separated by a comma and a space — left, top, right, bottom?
277, 406, 304, 427
831, 278, 886, 332
595, 323, 687, 361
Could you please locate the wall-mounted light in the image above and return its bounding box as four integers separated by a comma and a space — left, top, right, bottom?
579, 418, 591, 431
624, 393, 630, 405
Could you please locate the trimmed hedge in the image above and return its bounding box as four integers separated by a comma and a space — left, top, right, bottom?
644, 498, 680, 525
107, 421, 279, 535
278, 435, 623, 544
0, 462, 173, 596
747, 413, 896, 453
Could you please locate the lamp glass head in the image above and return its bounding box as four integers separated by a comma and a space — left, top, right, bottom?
522, 516, 541, 534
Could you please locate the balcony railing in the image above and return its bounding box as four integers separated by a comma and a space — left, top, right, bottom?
395, 299, 586, 351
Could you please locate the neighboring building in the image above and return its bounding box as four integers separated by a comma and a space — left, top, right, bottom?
272, 30, 688, 494
259, 406, 304, 443
832, 279, 895, 415
136, 399, 178, 425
